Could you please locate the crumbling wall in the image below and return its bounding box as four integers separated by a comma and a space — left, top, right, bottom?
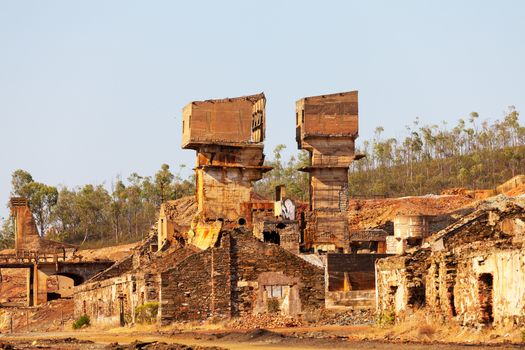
453, 247, 525, 327
376, 250, 429, 319
74, 272, 159, 326
377, 199, 525, 328
376, 256, 409, 317
252, 220, 300, 254
425, 251, 457, 319
159, 237, 231, 323
159, 230, 324, 325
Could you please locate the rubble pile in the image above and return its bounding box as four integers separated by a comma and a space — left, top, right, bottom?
228, 313, 303, 329
316, 309, 376, 326
348, 195, 474, 230
504, 184, 525, 196
107, 341, 226, 350
161, 196, 197, 228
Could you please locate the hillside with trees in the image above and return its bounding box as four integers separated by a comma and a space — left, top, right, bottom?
348, 106, 524, 197
256, 106, 524, 198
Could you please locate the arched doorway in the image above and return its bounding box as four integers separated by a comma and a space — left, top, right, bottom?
46, 273, 84, 300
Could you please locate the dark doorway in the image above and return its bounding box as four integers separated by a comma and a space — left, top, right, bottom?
47, 292, 61, 301
263, 231, 280, 245
478, 273, 494, 324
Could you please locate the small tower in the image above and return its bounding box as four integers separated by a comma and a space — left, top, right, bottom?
9, 197, 41, 252
296, 91, 363, 252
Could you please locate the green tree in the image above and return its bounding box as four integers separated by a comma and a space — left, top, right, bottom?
10, 169, 33, 197
154, 164, 174, 205
10, 170, 58, 236
75, 185, 111, 245
0, 217, 15, 249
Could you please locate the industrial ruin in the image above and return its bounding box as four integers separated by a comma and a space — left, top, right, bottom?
2, 198, 113, 306
377, 196, 525, 327
3, 90, 525, 337
296, 91, 363, 253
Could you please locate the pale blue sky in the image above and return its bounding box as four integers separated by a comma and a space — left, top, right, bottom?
1, 1, 524, 218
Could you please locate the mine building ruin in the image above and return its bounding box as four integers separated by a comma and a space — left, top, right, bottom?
296, 91, 364, 253
3, 198, 113, 306
376, 197, 525, 327
74, 93, 325, 326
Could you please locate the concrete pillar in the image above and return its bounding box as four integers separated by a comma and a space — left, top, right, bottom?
32, 265, 48, 306
343, 272, 351, 292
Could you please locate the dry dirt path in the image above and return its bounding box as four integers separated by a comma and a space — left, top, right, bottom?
0, 327, 523, 350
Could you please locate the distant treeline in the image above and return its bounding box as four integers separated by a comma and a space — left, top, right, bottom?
0, 164, 194, 248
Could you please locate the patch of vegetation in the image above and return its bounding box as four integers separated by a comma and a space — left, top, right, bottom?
267, 298, 281, 313
377, 312, 395, 326
72, 314, 90, 329
135, 301, 159, 324
418, 323, 436, 337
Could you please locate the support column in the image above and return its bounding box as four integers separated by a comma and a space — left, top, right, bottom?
32, 265, 48, 306
27, 267, 34, 306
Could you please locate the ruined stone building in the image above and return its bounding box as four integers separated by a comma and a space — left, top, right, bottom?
74, 212, 324, 326
159, 229, 324, 324
377, 197, 525, 328
296, 91, 363, 253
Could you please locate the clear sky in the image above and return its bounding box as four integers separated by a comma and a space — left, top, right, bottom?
1, 1, 524, 219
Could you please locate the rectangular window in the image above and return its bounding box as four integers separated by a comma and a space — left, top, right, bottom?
266, 285, 285, 298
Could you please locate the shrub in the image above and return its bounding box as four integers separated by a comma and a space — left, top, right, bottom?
135, 302, 159, 324
377, 312, 395, 326
72, 315, 90, 329
267, 298, 280, 313
418, 323, 436, 337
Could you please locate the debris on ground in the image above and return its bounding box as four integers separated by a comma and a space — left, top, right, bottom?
316, 309, 376, 326
106, 341, 227, 350
228, 313, 303, 329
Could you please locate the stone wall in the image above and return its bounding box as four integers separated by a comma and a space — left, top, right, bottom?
74, 271, 159, 326
252, 219, 300, 254
159, 230, 324, 325
376, 250, 429, 318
